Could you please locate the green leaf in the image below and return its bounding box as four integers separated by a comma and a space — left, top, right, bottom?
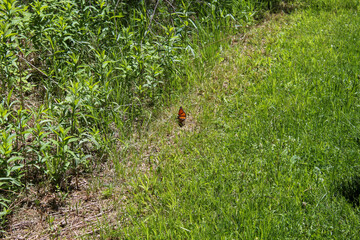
9, 165, 24, 172
110, 13, 124, 19
7, 156, 24, 163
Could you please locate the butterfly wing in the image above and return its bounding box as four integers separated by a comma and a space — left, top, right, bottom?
177, 106, 186, 127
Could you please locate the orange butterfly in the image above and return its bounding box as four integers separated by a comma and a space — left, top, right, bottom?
177, 106, 186, 127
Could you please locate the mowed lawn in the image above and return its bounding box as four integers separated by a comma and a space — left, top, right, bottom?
102, 4, 360, 239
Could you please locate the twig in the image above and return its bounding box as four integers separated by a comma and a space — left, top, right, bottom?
15, 52, 60, 86
144, 0, 161, 38
164, 0, 176, 10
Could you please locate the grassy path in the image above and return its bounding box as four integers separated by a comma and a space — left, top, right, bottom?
102, 4, 360, 239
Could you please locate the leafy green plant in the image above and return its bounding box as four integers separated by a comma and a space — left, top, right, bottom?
46, 125, 76, 185
27, 106, 52, 175
0, 130, 23, 189
0, 90, 23, 190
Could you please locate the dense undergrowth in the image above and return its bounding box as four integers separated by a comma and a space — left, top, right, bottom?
0, 0, 291, 232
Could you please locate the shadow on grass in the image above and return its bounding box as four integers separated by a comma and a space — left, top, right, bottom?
337, 175, 360, 208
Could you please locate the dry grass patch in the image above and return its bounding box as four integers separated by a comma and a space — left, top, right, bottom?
5, 164, 127, 239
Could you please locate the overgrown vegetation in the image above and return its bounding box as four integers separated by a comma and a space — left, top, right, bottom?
2, 0, 360, 238
0, 0, 286, 233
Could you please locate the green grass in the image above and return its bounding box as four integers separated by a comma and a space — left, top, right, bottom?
102, 4, 360, 239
